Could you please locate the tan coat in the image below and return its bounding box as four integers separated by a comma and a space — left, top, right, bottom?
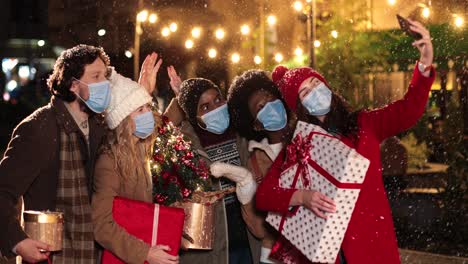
245, 141, 280, 250
92, 153, 153, 264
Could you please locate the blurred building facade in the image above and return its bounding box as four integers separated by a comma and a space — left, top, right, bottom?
0, 0, 465, 118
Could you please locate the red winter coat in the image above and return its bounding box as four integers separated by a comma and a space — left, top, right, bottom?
256, 65, 435, 264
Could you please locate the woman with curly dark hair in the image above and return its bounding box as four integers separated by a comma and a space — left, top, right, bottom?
227, 69, 292, 141
227, 69, 328, 264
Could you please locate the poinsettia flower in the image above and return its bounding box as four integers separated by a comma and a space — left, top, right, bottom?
182, 188, 191, 198
154, 193, 167, 204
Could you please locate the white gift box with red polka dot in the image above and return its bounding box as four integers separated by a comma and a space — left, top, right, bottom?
266, 121, 370, 263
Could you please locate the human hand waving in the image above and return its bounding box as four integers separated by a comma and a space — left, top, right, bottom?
139, 52, 163, 95
167, 66, 182, 97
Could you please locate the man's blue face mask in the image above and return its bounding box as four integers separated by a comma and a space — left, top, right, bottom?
73, 78, 111, 113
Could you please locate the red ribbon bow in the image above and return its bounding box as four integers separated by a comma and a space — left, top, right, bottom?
285, 133, 314, 188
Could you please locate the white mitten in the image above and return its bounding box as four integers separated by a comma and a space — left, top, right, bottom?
236, 179, 257, 205
210, 162, 257, 205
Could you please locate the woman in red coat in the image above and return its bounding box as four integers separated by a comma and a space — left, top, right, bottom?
256, 20, 435, 264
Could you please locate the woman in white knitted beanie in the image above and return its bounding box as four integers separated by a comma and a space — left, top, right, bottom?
92, 55, 179, 264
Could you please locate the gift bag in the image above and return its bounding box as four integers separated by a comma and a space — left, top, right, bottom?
266, 121, 370, 263
102, 196, 185, 264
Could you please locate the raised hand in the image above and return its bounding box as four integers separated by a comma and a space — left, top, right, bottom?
408, 19, 433, 67
146, 245, 179, 264
14, 238, 50, 263
167, 66, 182, 97
139, 52, 163, 95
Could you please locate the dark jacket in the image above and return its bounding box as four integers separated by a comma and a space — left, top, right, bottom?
0, 96, 105, 258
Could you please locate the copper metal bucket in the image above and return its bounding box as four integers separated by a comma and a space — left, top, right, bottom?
178, 202, 215, 250
23, 211, 64, 251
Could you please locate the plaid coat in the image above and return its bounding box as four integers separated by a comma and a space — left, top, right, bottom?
0, 96, 105, 260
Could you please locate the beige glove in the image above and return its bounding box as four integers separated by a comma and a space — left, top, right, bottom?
210, 162, 257, 205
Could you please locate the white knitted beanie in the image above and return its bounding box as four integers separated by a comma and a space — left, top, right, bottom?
106, 68, 152, 129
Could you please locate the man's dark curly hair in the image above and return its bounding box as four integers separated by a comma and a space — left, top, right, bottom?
47, 44, 110, 102
227, 69, 289, 140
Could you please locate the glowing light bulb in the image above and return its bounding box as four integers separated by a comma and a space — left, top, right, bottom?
254, 55, 262, 65
169, 22, 178, 32
240, 24, 250, 35
294, 47, 303, 56
215, 28, 225, 40
161, 27, 170, 37
192, 27, 201, 38
149, 13, 157, 23
294, 1, 303, 12
274, 53, 284, 63
267, 15, 277, 26
137, 10, 148, 22
314, 40, 321, 48
208, 48, 217, 58
454, 16, 464, 28
422, 7, 430, 18
331, 30, 338, 38
231, 53, 240, 63
185, 39, 194, 49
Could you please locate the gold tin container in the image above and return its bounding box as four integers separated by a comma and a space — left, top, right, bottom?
179, 202, 215, 250
23, 211, 64, 251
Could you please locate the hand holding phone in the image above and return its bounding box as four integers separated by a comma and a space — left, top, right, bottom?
397, 14, 422, 39
396, 16, 434, 71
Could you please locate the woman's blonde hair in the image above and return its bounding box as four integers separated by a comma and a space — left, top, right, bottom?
103, 111, 161, 190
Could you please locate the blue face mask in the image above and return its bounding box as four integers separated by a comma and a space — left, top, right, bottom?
301, 82, 332, 116
133, 111, 155, 139
200, 104, 230, 134
74, 78, 111, 113
257, 99, 287, 131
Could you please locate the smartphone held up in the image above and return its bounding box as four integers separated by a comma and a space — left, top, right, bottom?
397, 14, 423, 40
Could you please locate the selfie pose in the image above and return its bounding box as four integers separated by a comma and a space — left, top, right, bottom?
256, 19, 435, 263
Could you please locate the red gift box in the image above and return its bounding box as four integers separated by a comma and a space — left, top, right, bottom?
102, 196, 185, 264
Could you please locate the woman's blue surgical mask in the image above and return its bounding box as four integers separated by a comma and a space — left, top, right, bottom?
256, 99, 287, 131
73, 78, 111, 113
200, 104, 230, 134
301, 82, 332, 116
133, 111, 155, 139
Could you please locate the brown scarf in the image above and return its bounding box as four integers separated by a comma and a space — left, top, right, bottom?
53, 131, 96, 263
